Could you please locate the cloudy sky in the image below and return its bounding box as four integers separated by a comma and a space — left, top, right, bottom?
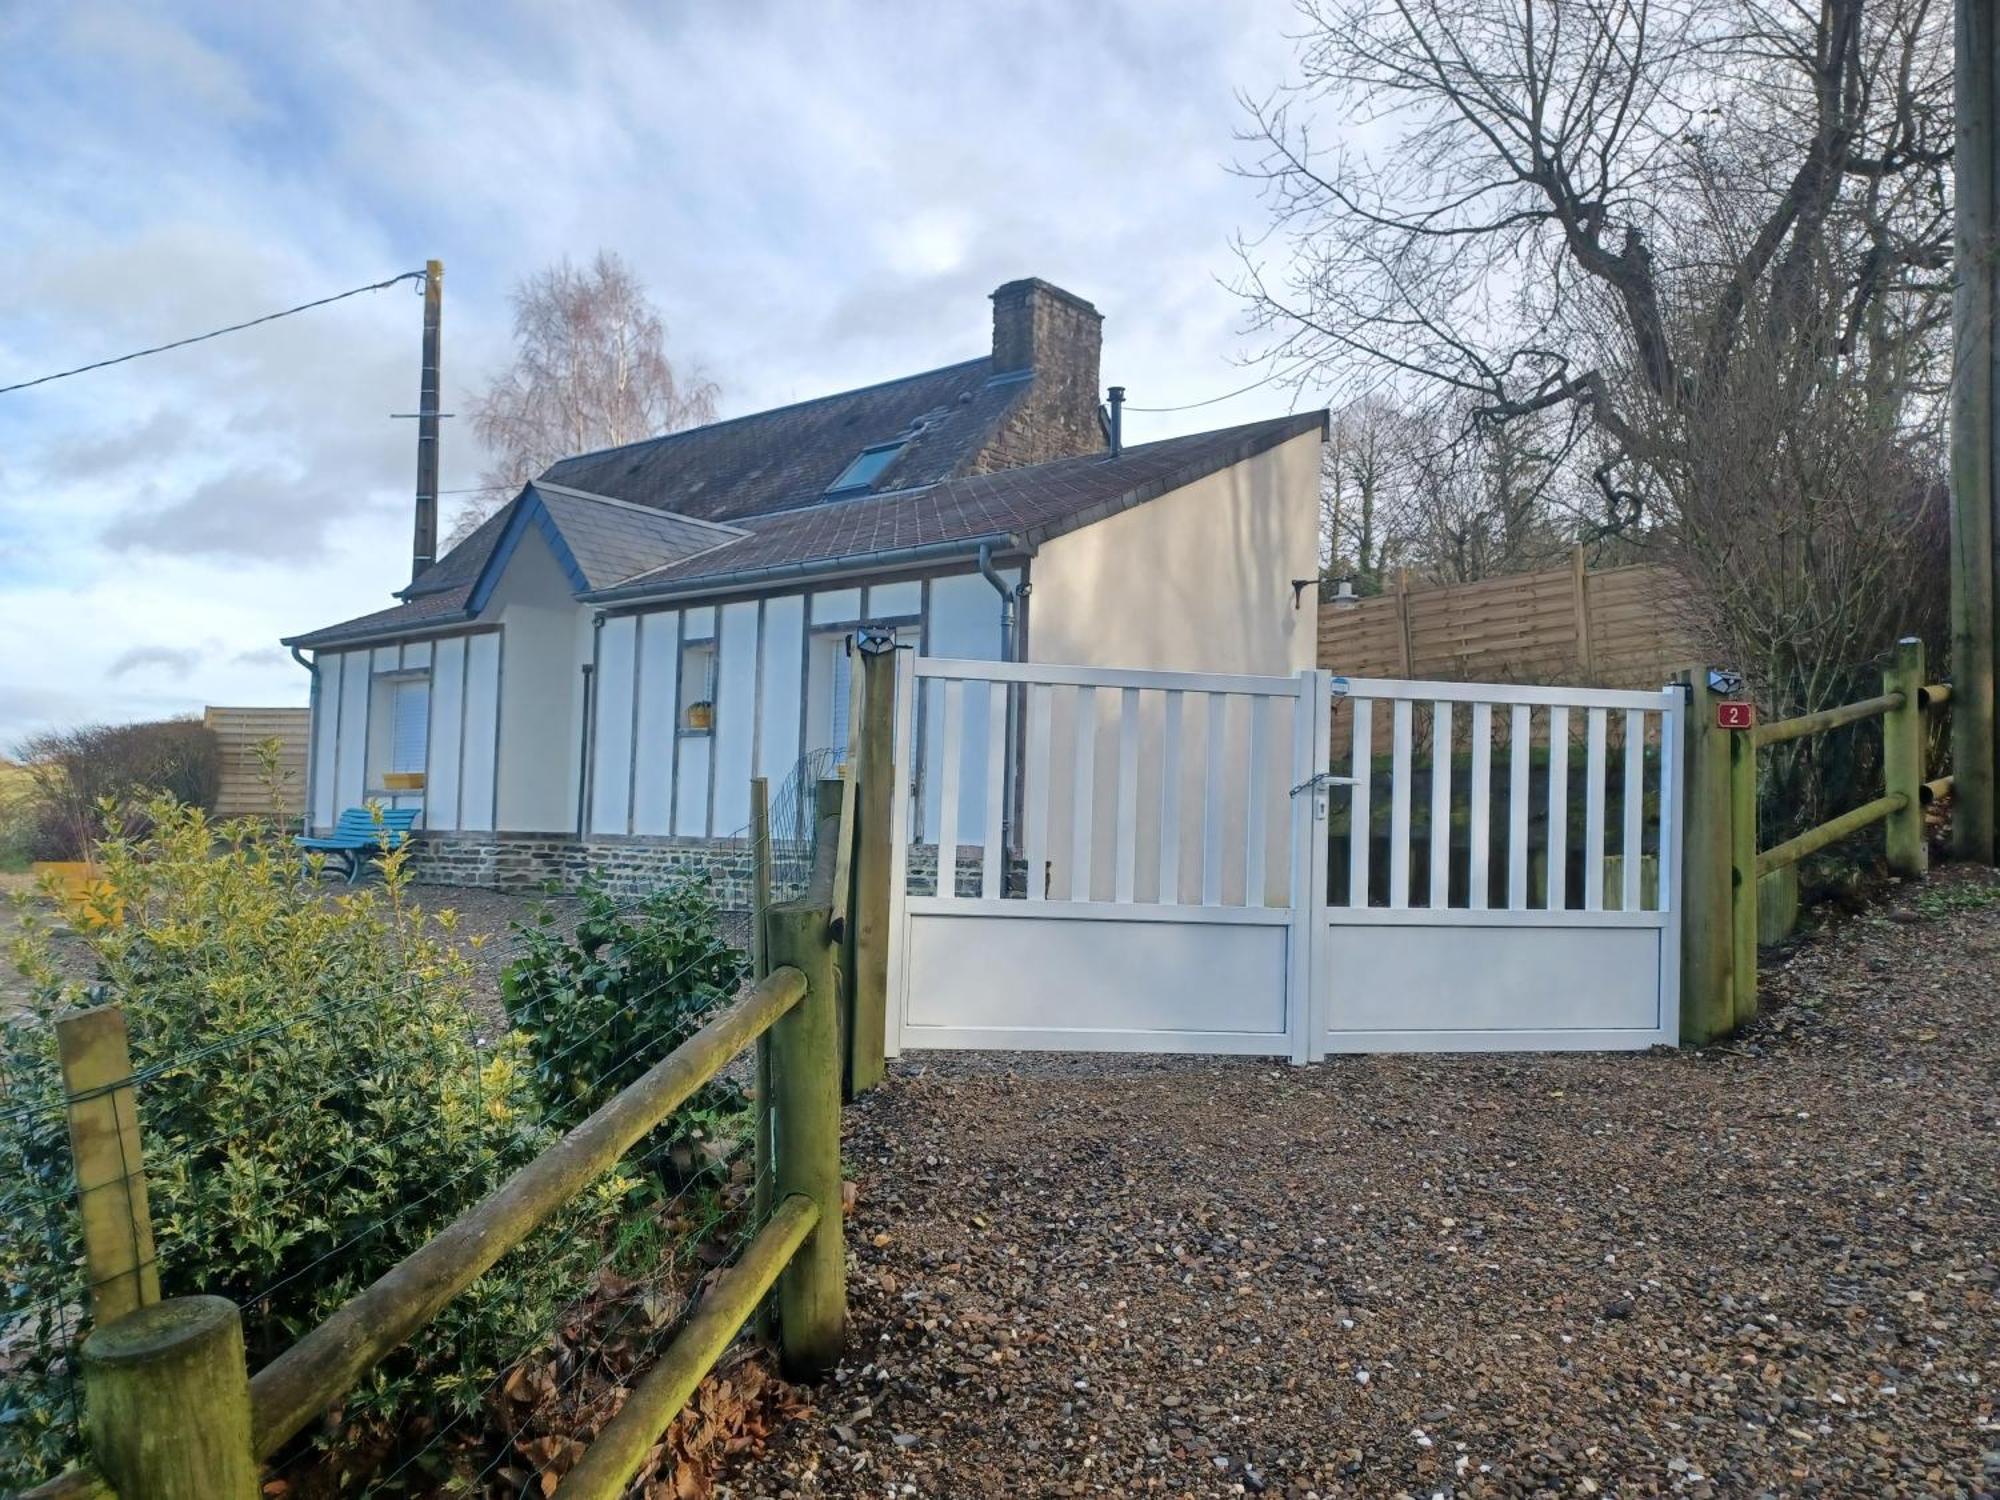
0, 1, 1321, 747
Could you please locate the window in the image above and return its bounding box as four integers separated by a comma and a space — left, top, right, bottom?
824, 441, 906, 496
679, 639, 716, 734
828, 642, 853, 757
367, 670, 429, 791
389, 678, 429, 773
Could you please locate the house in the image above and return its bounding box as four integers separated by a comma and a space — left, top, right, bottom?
284, 278, 1325, 893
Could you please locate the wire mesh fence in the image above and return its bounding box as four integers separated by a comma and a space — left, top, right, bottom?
0, 774, 852, 1495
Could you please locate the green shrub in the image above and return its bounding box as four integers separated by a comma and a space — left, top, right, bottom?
501, 874, 749, 1132
0, 802, 623, 1491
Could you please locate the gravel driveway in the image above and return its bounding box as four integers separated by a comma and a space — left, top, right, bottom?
732, 873, 2000, 1498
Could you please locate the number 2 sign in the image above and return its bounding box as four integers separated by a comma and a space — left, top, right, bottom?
1717, 700, 1755, 730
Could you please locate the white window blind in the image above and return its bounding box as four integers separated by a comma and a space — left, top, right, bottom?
390, 678, 429, 773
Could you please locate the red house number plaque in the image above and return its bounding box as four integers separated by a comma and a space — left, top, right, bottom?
1716, 701, 1755, 730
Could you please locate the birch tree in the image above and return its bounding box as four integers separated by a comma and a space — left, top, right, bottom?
453, 251, 718, 541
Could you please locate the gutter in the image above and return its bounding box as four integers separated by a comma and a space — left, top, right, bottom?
583, 533, 1033, 610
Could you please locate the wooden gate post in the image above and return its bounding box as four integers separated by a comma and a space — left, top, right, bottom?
1728, 720, 1759, 1028
849, 635, 897, 1094
1883, 637, 1928, 878
81, 1295, 259, 1500
1678, 670, 1737, 1043
56, 1006, 160, 1325
762, 901, 847, 1380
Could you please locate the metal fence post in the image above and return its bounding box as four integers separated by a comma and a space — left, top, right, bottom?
1678, 670, 1737, 1043
56, 1006, 160, 1325
1883, 637, 1928, 878
762, 901, 847, 1380
82, 1295, 260, 1499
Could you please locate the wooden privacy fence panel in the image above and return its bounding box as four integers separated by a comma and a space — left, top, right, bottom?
202, 707, 308, 818
1321, 555, 1696, 694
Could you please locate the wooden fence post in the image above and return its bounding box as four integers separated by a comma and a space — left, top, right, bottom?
1728, 721, 1759, 1029
849, 636, 897, 1095
762, 901, 846, 1380
1678, 670, 1737, 1043
1883, 637, 1928, 878
1393, 568, 1416, 676
748, 778, 775, 1336
1571, 545, 1596, 678
81, 1295, 259, 1499
56, 1006, 160, 1325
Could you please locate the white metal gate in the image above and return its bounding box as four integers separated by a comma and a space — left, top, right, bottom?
886, 655, 1682, 1060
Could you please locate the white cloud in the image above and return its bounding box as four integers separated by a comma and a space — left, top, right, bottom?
0, 0, 1317, 744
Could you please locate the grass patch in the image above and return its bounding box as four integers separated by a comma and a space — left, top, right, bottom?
1913, 880, 2000, 918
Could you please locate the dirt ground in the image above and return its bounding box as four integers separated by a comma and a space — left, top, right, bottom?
729, 872, 2000, 1499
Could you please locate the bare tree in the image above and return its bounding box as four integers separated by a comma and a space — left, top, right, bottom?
453, 251, 719, 541
1236, 0, 1952, 715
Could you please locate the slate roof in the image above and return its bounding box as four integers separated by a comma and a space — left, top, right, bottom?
531, 483, 743, 590
541, 357, 1019, 523
589, 412, 1327, 600
286, 411, 1324, 649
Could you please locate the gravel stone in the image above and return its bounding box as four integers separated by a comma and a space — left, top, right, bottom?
729, 867, 2000, 1498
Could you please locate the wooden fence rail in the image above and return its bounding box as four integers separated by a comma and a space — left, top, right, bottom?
28, 875, 852, 1500
1682, 637, 1943, 1041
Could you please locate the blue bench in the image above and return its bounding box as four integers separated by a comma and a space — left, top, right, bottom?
296, 806, 421, 883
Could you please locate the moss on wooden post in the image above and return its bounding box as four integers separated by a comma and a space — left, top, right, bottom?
748, 777, 775, 1336
82, 1295, 258, 1500
762, 902, 847, 1380
56, 1006, 160, 1326
1678, 670, 1737, 1043
1728, 719, 1759, 1029
1883, 637, 1927, 878
850, 638, 896, 1094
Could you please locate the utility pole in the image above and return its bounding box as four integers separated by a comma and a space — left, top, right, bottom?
1953, 4, 1997, 860
411, 259, 443, 584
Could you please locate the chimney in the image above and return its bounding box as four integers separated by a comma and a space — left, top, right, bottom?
978, 278, 1104, 470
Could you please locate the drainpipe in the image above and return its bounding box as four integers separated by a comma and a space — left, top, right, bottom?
290, 646, 316, 836
577, 616, 603, 837
977, 541, 1030, 878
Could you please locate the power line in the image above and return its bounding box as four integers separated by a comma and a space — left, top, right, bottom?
1120, 357, 1320, 414
0, 270, 427, 396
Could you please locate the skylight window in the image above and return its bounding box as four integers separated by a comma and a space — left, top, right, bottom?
824, 441, 906, 495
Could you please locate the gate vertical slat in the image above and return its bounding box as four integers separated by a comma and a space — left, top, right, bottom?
1468, 702, 1492, 909
1202, 693, 1225, 906
1348, 698, 1373, 909
935, 680, 964, 900
1116, 688, 1140, 903
1622, 709, 1645, 910
1024, 684, 1050, 902
1071, 685, 1097, 902
1291, 670, 1330, 1063
1546, 706, 1570, 909
1389, 700, 1413, 908
1245, 696, 1269, 907
1584, 708, 1608, 910
982, 681, 1006, 899
1430, 701, 1453, 908
1159, 691, 1184, 904
1508, 704, 1531, 909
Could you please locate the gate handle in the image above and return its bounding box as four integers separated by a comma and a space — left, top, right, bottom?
1289, 772, 1358, 797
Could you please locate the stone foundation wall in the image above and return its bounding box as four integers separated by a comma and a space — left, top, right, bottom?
407, 831, 996, 904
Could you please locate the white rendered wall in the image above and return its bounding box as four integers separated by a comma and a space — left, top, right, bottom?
489, 527, 584, 832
